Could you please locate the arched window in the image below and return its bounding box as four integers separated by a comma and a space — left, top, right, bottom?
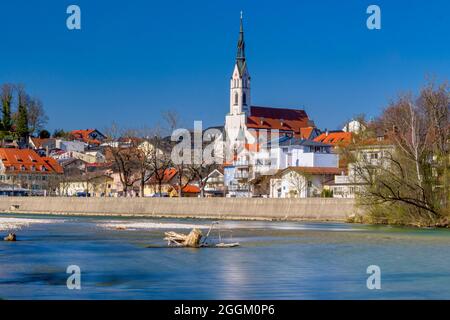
234, 93, 239, 105
243, 92, 247, 105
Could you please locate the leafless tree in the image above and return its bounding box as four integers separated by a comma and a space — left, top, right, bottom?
352, 82, 449, 226
27, 97, 48, 135
104, 123, 140, 197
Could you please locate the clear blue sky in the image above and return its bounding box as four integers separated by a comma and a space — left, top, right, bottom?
0, 0, 448, 132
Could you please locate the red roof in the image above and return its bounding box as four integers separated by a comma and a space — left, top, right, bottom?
29, 137, 56, 149
299, 127, 315, 139
148, 168, 178, 184
314, 132, 352, 146
42, 157, 64, 174
0, 148, 63, 174
247, 106, 311, 135
172, 185, 201, 193
70, 129, 103, 145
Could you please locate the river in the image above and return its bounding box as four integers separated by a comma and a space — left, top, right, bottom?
0, 213, 449, 299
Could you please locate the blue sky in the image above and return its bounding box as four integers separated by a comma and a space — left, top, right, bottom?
0, 0, 449, 132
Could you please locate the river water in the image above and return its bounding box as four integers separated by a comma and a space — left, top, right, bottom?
0, 213, 449, 299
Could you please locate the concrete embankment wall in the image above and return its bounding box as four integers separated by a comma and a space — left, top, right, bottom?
0, 197, 360, 221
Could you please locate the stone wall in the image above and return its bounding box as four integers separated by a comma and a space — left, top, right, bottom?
0, 197, 360, 221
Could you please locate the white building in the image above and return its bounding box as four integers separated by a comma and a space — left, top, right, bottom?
270, 166, 343, 198
327, 136, 395, 198
56, 139, 85, 153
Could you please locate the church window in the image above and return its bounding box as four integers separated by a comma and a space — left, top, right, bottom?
234, 93, 239, 105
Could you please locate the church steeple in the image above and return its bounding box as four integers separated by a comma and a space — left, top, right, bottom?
229, 12, 251, 116
236, 11, 245, 62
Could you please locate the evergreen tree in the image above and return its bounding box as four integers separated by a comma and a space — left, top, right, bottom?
1, 84, 13, 131
15, 90, 29, 138
39, 129, 51, 139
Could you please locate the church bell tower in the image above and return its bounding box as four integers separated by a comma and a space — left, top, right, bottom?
229, 12, 251, 116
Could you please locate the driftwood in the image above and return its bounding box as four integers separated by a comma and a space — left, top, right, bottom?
4, 233, 16, 241
163, 224, 240, 248
164, 228, 203, 247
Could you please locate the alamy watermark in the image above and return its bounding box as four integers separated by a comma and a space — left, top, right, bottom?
366, 265, 381, 290
367, 5, 381, 30
170, 121, 279, 166
66, 5, 81, 30
66, 265, 81, 290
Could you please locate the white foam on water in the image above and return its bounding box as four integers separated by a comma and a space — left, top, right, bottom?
97, 221, 213, 231
0, 217, 61, 231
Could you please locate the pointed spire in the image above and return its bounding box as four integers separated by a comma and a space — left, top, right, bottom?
236, 11, 245, 62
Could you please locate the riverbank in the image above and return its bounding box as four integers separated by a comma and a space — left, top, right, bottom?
0, 197, 360, 221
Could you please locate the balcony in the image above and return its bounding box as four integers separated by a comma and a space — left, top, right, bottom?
234, 172, 249, 179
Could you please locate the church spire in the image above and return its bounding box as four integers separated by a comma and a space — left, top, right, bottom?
236, 11, 245, 62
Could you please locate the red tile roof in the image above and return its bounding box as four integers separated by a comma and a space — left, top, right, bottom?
70, 129, 104, 145
299, 127, 315, 139
247, 106, 311, 135
172, 184, 201, 193
0, 148, 63, 174
314, 131, 352, 146
42, 157, 64, 174
29, 137, 44, 148
148, 168, 178, 184
29, 137, 55, 149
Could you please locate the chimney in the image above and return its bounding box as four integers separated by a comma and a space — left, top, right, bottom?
325, 129, 329, 136
260, 117, 265, 125
280, 119, 284, 127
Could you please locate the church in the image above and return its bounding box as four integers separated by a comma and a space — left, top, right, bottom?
222, 15, 328, 197
224, 14, 319, 151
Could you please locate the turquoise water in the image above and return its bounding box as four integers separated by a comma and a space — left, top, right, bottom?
0, 213, 449, 300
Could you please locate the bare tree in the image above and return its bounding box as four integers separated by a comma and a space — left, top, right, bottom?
104, 123, 140, 197
27, 97, 48, 135
286, 170, 311, 198
188, 162, 218, 197
352, 82, 449, 226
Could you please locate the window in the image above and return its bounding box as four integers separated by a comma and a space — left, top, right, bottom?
307, 181, 312, 188
234, 93, 239, 105
243, 92, 247, 105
